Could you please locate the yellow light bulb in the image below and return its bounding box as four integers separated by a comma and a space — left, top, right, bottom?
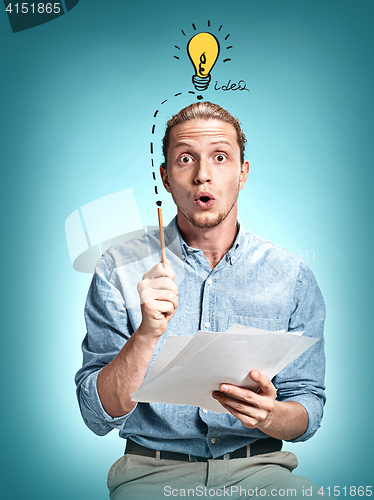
187, 32, 220, 91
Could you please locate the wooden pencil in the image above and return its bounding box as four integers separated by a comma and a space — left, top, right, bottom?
157, 207, 167, 264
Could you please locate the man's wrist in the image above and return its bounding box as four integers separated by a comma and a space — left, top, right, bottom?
135, 324, 164, 347
256, 399, 279, 433
256, 400, 308, 441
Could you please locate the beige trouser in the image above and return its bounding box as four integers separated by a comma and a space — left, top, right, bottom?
107, 451, 322, 499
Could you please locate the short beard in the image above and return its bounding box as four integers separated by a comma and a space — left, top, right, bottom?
174, 191, 239, 229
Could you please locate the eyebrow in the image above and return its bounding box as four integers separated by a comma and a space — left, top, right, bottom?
210, 140, 233, 147
173, 140, 234, 149
173, 142, 193, 149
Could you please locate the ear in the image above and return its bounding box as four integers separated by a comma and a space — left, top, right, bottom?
160, 165, 171, 193
239, 160, 250, 190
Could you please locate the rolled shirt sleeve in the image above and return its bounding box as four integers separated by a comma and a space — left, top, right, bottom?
74, 253, 136, 436
273, 261, 326, 442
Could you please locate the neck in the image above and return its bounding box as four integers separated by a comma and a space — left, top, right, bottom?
177, 206, 238, 269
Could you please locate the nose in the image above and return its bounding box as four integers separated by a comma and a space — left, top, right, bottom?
193, 158, 212, 184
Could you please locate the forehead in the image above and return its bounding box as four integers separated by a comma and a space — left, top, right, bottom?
168, 119, 239, 151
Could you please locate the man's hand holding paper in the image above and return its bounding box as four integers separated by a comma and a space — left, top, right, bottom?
212, 370, 276, 428
211, 370, 309, 440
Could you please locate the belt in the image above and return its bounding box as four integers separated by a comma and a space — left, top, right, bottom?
125, 437, 282, 462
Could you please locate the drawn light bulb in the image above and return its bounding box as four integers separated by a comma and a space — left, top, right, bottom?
187, 32, 220, 92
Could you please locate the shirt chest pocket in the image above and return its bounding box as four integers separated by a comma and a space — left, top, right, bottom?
227, 314, 286, 331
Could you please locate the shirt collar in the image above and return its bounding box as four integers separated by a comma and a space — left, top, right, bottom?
165, 216, 245, 264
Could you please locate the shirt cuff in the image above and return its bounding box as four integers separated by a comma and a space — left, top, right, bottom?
279, 393, 324, 442
80, 369, 137, 431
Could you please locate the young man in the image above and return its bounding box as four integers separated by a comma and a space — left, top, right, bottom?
75, 102, 326, 499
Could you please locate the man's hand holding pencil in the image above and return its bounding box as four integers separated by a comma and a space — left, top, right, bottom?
136, 208, 179, 339
137, 260, 179, 339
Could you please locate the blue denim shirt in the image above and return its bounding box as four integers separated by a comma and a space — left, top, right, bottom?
75, 217, 326, 459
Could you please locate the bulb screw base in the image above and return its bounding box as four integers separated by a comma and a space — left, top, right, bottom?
192, 74, 211, 92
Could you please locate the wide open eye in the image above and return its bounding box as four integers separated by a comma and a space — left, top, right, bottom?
215, 154, 227, 162
179, 155, 193, 164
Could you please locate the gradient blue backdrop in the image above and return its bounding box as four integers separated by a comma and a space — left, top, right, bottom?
1, 1, 373, 498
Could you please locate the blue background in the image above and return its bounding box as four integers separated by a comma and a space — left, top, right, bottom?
1, 0, 373, 498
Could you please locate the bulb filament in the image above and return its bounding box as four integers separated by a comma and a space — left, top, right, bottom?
199, 52, 207, 76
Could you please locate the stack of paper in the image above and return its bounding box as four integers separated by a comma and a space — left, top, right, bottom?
131, 325, 318, 414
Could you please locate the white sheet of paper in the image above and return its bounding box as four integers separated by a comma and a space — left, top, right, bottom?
141, 332, 214, 389
147, 326, 290, 387
132, 326, 318, 413
145, 336, 192, 385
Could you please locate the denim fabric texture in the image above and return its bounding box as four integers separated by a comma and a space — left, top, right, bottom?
75, 217, 326, 459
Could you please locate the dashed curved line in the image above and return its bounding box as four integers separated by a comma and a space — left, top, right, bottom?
174, 56, 180, 60
175, 45, 180, 50
181, 30, 186, 36
226, 46, 233, 49
218, 25, 223, 31
225, 33, 230, 40
223, 58, 231, 63
150, 91, 201, 206
192, 23, 196, 30
208, 20, 210, 27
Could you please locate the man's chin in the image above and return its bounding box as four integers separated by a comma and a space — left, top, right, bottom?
181, 211, 229, 229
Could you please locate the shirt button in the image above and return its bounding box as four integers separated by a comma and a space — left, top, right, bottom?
202, 409, 208, 414
231, 256, 236, 262
204, 322, 210, 329
211, 437, 216, 444
207, 278, 212, 285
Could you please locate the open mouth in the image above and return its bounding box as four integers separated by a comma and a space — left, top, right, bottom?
195, 192, 215, 209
